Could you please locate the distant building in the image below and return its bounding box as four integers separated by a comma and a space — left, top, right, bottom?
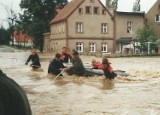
146, 0, 160, 38
115, 11, 145, 54
12, 30, 33, 47
146, 0, 160, 53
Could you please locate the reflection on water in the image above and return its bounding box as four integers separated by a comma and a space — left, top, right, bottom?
0, 46, 160, 115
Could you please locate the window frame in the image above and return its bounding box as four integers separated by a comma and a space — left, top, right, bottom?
93, 7, 99, 14
102, 9, 106, 15
89, 42, 96, 52
155, 15, 160, 22
127, 21, 132, 34
101, 23, 108, 34
101, 42, 108, 53
76, 22, 83, 33
90, 0, 94, 3
76, 42, 84, 52
85, 6, 91, 14
78, 8, 83, 14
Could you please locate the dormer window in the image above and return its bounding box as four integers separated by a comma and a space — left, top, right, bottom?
78, 8, 83, 14
86, 6, 91, 14
94, 7, 99, 14
102, 9, 106, 15
90, 0, 94, 3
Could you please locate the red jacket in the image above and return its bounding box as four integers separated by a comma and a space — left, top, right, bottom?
102, 62, 113, 73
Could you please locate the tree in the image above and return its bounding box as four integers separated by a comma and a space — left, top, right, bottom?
136, 24, 158, 53
19, 0, 68, 52
132, 0, 141, 12
106, 0, 112, 9
1, 3, 18, 45
0, 26, 10, 45
111, 0, 118, 10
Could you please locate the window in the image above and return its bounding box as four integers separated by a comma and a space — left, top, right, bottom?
76, 22, 83, 33
86, 6, 91, 14
78, 8, 83, 14
101, 23, 108, 33
76, 43, 84, 52
90, 0, 94, 3
102, 43, 108, 53
89, 43, 96, 52
127, 21, 132, 33
155, 15, 160, 22
94, 7, 99, 14
102, 9, 106, 15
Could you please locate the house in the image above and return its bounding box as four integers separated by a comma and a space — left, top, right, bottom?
12, 30, 33, 47
146, 0, 160, 53
114, 11, 145, 54
44, 0, 145, 55
48, 0, 115, 55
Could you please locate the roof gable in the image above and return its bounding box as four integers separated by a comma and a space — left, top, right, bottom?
50, 0, 113, 24
50, 0, 85, 24
146, 0, 159, 14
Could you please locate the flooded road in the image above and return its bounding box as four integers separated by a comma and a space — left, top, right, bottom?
0, 46, 160, 115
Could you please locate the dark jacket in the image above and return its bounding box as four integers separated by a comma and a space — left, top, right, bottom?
26, 54, 41, 68
67, 57, 85, 76
48, 59, 65, 75
0, 70, 32, 115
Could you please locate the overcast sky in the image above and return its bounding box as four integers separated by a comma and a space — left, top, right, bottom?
0, 0, 157, 28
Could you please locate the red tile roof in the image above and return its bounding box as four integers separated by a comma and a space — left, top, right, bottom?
50, 0, 85, 24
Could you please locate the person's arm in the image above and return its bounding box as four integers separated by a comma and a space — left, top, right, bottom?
25, 55, 31, 65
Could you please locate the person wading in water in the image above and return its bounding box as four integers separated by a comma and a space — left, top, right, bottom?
65, 51, 85, 76
25, 49, 41, 69
48, 53, 66, 76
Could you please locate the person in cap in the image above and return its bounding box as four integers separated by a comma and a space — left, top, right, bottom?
25, 49, 41, 69
48, 53, 65, 76
66, 51, 85, 76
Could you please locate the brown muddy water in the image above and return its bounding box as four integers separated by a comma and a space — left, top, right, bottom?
0, 47, 160, 115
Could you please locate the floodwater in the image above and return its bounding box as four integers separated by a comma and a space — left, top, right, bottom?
0, 46, 160, 115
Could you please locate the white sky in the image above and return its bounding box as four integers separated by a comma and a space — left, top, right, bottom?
0, 0, 157, 28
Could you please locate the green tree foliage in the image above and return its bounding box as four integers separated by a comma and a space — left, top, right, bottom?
132, 0, 141, 12
19, 0, 68, 52
136, 24, 158, 52
111, 0, 118, 10
106, 0, 112, 9
0, 27, 10, 45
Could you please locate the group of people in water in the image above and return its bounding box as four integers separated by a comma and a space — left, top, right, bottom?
25, 47, 117, 80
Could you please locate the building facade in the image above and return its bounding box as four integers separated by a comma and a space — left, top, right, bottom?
146, 0, 160, 38
44, 0, 145, 55
145, 0, 160, 53
115, 11, 145, 54
49, 0, 115, 55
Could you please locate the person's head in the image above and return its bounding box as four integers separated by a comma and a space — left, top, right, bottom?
62, 47, 67, 53
92, 59, 96, 64
32, 49, 37, 55
55, 53, 61, 61
72, 51, 79, 58
102, 58, 108, 64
